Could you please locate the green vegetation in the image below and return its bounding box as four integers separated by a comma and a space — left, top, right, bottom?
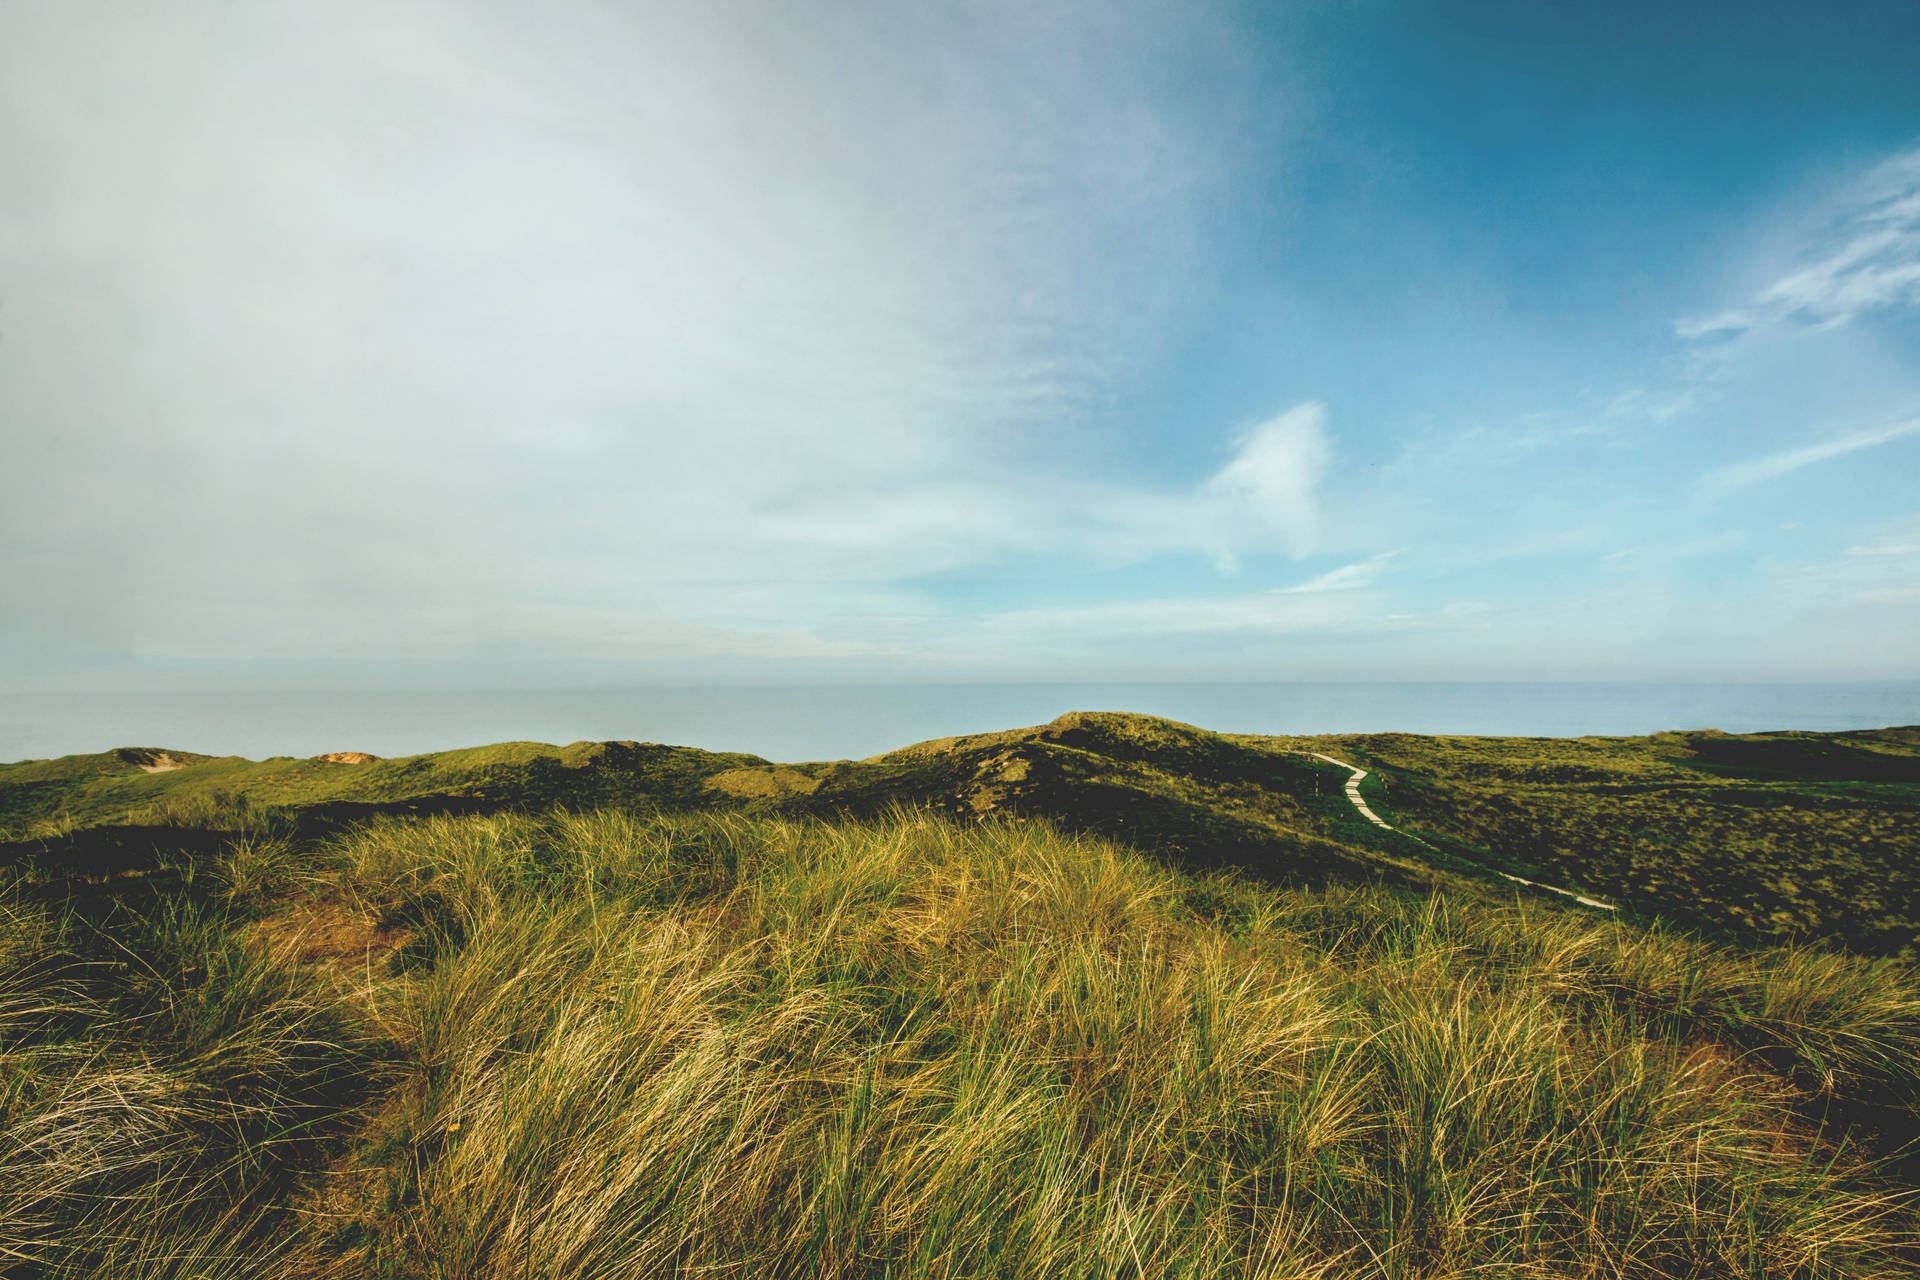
0, 740, 763, 838
4, 712, 1919, 1275
6, 807, 1920, 1277
11, 713, 1915, 956
1323, 728, 1920, 956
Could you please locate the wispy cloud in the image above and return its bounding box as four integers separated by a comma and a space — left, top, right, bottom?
701, 398, 1341, 588
875, 545, 1407, 660
1280, 549, 1404, 593
1678, 147, 1920, 340
1699, 417, 1920, 499
1672, 310, 1756, 342
961, 579, 1388, 646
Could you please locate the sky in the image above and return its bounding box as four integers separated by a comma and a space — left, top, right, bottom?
3, 0, 1919, 690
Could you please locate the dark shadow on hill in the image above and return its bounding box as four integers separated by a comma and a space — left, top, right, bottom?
1679, 730, 1920, 784
787, 712, 1449, 890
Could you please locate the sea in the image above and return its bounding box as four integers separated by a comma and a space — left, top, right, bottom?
3, 683, 1919, 766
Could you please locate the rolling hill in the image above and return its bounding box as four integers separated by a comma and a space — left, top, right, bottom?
5, 713, 1920, 1276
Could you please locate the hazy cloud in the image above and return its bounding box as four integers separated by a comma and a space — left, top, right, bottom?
1699, 417, 1920, 499
962, 581, 1382, 646
9, 5, 1909, 691
0, 0, 1306, 677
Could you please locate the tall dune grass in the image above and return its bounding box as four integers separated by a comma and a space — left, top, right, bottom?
4, 808, 1918, 1276
0, 888, 383, 1276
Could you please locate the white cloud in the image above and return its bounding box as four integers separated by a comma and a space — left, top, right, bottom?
1192, 402, 1332, 565
0, 0, 1310, 676
1698, 417, 1920, 499
1280, 549, 1403, 593
876, 547, 1406, 670
1678, 145, 1920, 339
1672, 310, 1756, 342
1203, 403, 1330, 538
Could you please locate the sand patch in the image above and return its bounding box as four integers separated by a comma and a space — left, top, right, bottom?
313, 751, 380, 765
114, 747, 209, 773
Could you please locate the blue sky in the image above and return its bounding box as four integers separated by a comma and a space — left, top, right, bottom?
3, 0, 1918, 688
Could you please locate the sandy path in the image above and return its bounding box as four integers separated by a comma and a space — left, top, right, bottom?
1306, 751, 1396, 829
1304, 750, 1616, 912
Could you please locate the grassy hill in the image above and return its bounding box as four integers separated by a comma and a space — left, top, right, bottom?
9, 712, 1918, 955
1319, 726, 1920, 956
0, 713, 1456, 908
4, 713, 1919, 1276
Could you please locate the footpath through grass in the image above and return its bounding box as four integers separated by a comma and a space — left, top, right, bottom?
5, 807, 1918, 1278
1317, 729, 1920, 956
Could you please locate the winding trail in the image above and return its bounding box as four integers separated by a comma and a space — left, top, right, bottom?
1304, 751, 1617, 912
1307, 751, 1397, 830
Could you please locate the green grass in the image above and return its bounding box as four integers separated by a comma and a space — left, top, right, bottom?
0, 740, 768, 840
9, 711, 1919, 957
9, 711, 1918, 957
4, 804, 1919, 1277
0, 714, 1458, 915
6, 712, 1920, 1273
1317, 728, 1920, 956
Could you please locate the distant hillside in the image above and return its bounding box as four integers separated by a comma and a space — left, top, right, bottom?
1320, 725, 1920, 955
5, 712, 1918, 953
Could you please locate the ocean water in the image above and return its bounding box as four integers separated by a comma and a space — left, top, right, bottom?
3, 683, 1918, 766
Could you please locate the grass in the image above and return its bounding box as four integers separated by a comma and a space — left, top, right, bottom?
4, 804, 1918, 1277
12, 711, 1917, 956
0, 740, 768, 841
0, 889, 387, 1276
1318, 728, 1920, 956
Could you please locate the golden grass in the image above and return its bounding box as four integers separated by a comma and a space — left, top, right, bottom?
5, 809, 1919, 1277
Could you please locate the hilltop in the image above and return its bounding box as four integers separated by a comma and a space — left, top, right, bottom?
7, 711, 1918, 954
